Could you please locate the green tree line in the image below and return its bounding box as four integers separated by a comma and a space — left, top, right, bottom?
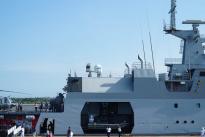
11, 97, 51, 104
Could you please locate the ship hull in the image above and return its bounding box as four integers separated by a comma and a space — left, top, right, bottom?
36, 97, 203, 135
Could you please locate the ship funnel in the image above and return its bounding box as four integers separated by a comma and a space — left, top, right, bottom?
138, 55, 143, 69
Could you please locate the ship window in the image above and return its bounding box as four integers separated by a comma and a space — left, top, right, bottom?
197, 103, 201, 108
184, 120, 187, 124
165, 81, 192, 92
200, 72, 205, 76
176, 120, 179, 124
174, 103, 178, 108
191, 120, 195, 124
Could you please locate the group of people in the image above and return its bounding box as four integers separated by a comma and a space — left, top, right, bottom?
106, 126, 122, 137
34, 102, 49, 112
16, 103, 23, 112
19, 125, 205, 137
61, 124, 122, 137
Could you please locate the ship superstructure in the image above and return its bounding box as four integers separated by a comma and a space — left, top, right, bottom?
34, 0, 205, 135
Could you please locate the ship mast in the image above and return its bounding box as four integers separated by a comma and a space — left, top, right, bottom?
164, 0, 205, 82
169, 0, 176, 30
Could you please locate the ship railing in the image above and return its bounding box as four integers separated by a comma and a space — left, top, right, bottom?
200, 34, 205, 39
165, 58, 182, 65
163, 24, 176, 31
132, 62, 152, 69
163, 24, 171, 30
158, 73, 169, 81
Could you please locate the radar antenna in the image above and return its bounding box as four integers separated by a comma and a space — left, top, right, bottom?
169, 0, 176, 30
182, 20, 205, 30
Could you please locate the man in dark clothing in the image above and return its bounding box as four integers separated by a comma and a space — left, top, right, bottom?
67, 127, 71, 137
48, 121, 53, 133
45, 102, 48, 112
39, 102, 43, 112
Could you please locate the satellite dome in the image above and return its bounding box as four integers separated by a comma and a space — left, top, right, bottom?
94, 65, 102, 77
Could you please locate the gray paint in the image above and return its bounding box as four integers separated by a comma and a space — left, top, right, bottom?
36, 0, 205, 135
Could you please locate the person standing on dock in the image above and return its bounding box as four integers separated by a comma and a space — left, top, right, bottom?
48, 130, 53, 137
67, 126, 71, 137
67, 127, 73, 137
21, 125, 25, 137
32, 128, 36, 137
201, 127, 205, 137
48, 121, 53, 134
117, 126, 122, 137
106, 126, 112, 137
19, 103, 23, 112
45, 102, 48, 112
39, 102, 43, 112
34, 103, 38, 112
16, 102, 21, 112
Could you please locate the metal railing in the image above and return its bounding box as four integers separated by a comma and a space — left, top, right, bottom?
165, 58, 182, 65
158, 73, 169, 81
132, 62, 152, 69
163, 24, 172, 30
200, 34, 205, 39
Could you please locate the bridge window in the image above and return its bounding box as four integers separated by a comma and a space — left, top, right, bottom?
200, 72, 205, 76
165, 81, 192, 92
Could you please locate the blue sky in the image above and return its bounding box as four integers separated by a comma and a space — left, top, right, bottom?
0, 0, 205, 97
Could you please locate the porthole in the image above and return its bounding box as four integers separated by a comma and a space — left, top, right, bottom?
191, 120, 195, 124
176, 120, 179, 124
197, 103, 201, 108
184, 120, 187, 124
174, 103, 178, 108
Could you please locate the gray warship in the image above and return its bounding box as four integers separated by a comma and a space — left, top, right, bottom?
35, 0, 205, 135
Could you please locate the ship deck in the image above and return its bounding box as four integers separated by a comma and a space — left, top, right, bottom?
0, 104, 42, 115
0, 111, 40, 115
26, 135, 200, 137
